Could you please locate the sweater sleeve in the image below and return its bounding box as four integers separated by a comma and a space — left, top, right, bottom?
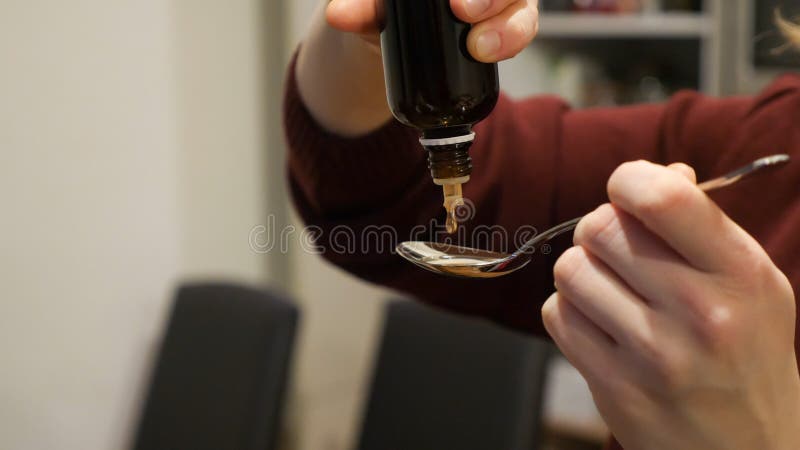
284, 49, 800, 336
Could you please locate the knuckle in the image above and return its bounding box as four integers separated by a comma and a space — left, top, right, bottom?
541, 294, 562, 335
507, 5, 537, 41
573, 203, 621, 250
751, 249, 782, 283
674, 282, 710, 320
754, 246, 776, 272
673, 283, 739, 352
609, 160, 649, 189
541, 299, 555, 327
701, 306, 738, 351
724, 244, 776, 290
636, 172, 694, 217
669, 162, 696, 182
633, 336, 686, 390
553, 246, 587, 290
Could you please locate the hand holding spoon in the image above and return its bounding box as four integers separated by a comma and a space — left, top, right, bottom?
396, 155, 791, 279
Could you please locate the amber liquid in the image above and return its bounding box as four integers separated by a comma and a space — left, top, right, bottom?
380, 0, 499, 132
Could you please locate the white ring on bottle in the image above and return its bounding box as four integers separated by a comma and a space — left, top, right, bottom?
419, 132, 476, 147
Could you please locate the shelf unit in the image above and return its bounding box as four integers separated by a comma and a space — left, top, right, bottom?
502, 0, 728, 106
538, 12, 714, 39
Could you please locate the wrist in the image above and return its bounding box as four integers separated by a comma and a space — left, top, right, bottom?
297, 7, 391, 137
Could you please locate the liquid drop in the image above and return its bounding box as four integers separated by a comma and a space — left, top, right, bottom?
442, 183, 465, 234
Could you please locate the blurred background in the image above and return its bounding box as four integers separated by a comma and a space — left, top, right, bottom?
1, 1, 798, 449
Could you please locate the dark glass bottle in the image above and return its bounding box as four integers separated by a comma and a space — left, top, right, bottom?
380, 0, 500, 232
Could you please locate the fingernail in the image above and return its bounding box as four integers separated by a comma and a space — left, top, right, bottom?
464, 0, 491, 19
475, 30, 501, 60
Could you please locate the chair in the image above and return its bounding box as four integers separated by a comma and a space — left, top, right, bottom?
133, 283, 298, 450
357, 299, 553, 450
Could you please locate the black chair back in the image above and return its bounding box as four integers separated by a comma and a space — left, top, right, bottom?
357, 299, 553, 450
133, 283, 298, 450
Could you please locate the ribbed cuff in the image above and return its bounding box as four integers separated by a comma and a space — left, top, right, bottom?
283, 49, 425, 215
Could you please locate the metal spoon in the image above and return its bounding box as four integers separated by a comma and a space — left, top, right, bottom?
397, 154, 791, 279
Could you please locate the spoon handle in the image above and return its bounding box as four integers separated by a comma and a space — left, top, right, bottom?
696, 154, 790, 191
512, 154, 791, 257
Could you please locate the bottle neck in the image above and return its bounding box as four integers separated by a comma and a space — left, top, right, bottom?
420, 127, 474, 184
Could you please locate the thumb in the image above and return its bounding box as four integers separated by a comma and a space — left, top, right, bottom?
326, 0, 383, 34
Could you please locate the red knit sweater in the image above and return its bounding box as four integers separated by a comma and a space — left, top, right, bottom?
284, 55, 800, 449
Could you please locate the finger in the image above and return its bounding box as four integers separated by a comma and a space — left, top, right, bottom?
554, 245, 656, 348
574, 204, 714, 324
326, 0, 382, 34
450, 0, 528, 23
607, 160, 764, 274
667, 162, 697, 184
466, 0, 538, 62
542, 292, 617, 380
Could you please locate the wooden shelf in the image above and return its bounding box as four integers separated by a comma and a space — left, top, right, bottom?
538, 12, 713, 39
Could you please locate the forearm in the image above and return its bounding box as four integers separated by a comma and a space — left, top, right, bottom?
295, 3, 391, 137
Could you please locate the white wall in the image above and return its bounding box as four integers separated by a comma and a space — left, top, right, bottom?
171, 0, 271, 282
0, 1, 272, 448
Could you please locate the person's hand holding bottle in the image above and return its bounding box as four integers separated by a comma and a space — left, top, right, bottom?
326, 0, 539, 61
297, 0, 539, 136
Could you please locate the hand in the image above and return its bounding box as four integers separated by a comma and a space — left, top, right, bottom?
326, 0, 539, 62
543, 161, 800, 450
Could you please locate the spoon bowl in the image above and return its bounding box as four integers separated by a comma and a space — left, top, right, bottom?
396, 241, 528, 278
